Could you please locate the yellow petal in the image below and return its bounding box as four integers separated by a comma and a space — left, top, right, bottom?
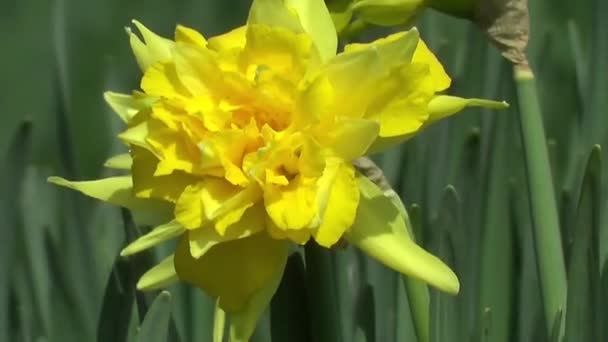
200, 179, 258, 220
103, 91, 152, 123
284, 0, 337, 62
174, 232, 288, 312
144, 126, 203, 175
208, 26, 247, 52
131, 147, 199, 202
264, 175, 318, 230
344, 29, 420, 72
211, 185, 262, 235
228, 248, 287, 342
175, 25, 207, 47
175, 182, 205, 229
248, 0, 304, 33
49, 175, 151, 211
137, 254, 179, 291
345, 174, 460, 294
242, 24, 314, 84
368, 63, 435, 137
104, 153, 132, 170
266, 218, 311, 244
129, 20, 174, 71
188, 203, 266, 259
427, 95, 509, 123
118, 120, 151, 149
121, 220, 184, 257
48, 176, 173, 226
173, 43, 219, 97
313, 161, 359, 247
318, 117, 379, 160
412, 38, 451, 92
141, 61, 191, 98
366, 96, 508, 153
297, 73, 333, 125
320, 47, 380, 118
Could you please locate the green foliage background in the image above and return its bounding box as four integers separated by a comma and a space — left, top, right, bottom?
1, 0, 606, 341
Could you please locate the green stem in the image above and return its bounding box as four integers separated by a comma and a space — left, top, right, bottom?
213, 299, 225, 342
514, 65, 567, 339
390, 194, 429, 342
403, 278, 430, 342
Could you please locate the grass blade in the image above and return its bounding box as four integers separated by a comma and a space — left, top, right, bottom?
514, 66, 567, 339
136, 291, 172, 342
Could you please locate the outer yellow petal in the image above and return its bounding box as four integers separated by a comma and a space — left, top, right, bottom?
141, 61, 191, 98
174, 232, 288, 312
175, 182, 205, 229
345, 174, 460, 294
248, 0, 304, 33
48, 176, 173, 226
264, 175, 318, 230
313, 162, 359, 247
344, 29, 420, 72
188, 203, 266, 259
208, 26, 247, 52
173, 43, 219, 97
285, 0, 337, 62
367, 96, 509, 153
412, 38, 451, 92
242, 24, 314, 84
118, 119, 151, 149
131, 147, 199, 202
137, 254, 179, 291
103, 91, 152, 123
368, 63, 435, 137
266, 217, 311, 244
228, 249, 287, 342
175, 25, 207, 47
104, 153, 132, 170
320, 48, 380, 118
129, 20, 174, 71
317, 117, 379, 160
121, 220, 184, 257
427, 95, 509, 123
199, 179, 256, 220
319, 29, 419, 119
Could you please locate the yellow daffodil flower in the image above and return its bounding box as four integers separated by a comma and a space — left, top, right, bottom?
49, 0, 505, 340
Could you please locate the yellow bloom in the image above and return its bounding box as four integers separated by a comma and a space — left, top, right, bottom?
49, 0, 505, 340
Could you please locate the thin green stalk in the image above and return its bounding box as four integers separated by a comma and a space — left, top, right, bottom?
213, 299, 226, 342
514, 66, 567, 339
398, 200, 429, 342
403, 278, 430, 342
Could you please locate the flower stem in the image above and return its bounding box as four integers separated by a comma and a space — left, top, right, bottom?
514, 65, 567, 339
213, 299, 225, 342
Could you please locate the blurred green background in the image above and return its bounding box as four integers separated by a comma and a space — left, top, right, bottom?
1, 0, 606, 341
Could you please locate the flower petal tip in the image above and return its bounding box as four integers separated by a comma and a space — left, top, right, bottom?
119, 248, 132, 258
441, 271, 461, 295
47, 176, 68, 186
